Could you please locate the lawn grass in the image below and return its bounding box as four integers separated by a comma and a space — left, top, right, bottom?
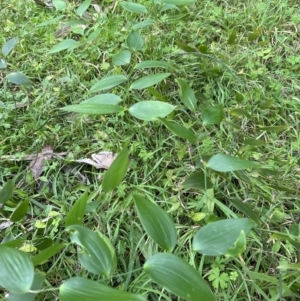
1, 0, 300, 300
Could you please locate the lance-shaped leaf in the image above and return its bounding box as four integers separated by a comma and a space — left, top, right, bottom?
2, 37, 19, 57
90, 75, 127, 92
76, 0, 92, 17
7, 72, 32, 86
102, 144, 129, 192
32, 244, 66, 266
10, 199, 29, 222
120, 1, 147, 13
49, 39, 79, 53
61, 104, 122, 115
225, 230, 247, 257
127, 31, 144, 51
59, 277, 146, 301
132, 19, 155, 30
66, 225, 116, 276
133, 194, 177, 252
0, 180, 14, 204
144, 253, 215, 301
0, 246, 34, 293
202, 104, 223, 124
207, 153, 261, 172
81, 93, 122, 105
112, 50, 131, 66
130, 73, 170, 90
182, 172, 213, 190
176, 79, 197, 112
193, 218, 255, 256
159, 118, 196, 143
65, 191, 89, 226
129, 101, 174, 121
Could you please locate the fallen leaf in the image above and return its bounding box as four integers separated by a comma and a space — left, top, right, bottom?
74, 151, 117, 169
0, 221, 13, 230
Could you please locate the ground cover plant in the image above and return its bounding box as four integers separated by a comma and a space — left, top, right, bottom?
1, 0, 300, 300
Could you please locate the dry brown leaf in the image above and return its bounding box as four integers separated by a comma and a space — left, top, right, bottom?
74, 151, 117, 169
0, 220, 13, 230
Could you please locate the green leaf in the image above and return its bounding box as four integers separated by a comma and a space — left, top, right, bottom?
129, 101, 174, 121
258, 125, 288, 132
243, 138, 266, 146
182, 172, 213, 190
230, 198, 260, 224
36, 15, 65, 27
176, 78, 197, 112
134, 60, 173, 69
90, 75, 127, 92
175, 40, 196, 52
60, 104, 122, 115
66, 191, 89, 226
225, 230, 246, 257
132, 19, 155, 30
102, 145, 129, 192
133, 194, 177, 252
159, 118, 196, 143
0, 58, 7, 69
87, 28, 102, 43
144, 253, 215, 301
10, 199, 29, 222
126, 31, 144, 51
162, 0, 195, 5
0, 246, 34, 293
76, 0, 92, 17
49, 39, 79, 53
81, 94, 122, 105
2, 37, 19, 57
120, 1, 147, 13
230, 108, 251, 118
278, 262, 300, 271
52, 0, 67, 10
112, 50, 131, 66
159, 4, 180, 13
1, 239, 25, 248
130, 73, 170, 90
227, 29, 237, 45
202, 104, 223, 124
7, 72, 32, 86
193, 218, 254, 256
66, 225, 116, 276
59, 277, 145, 301
0, 180, 14, 204
31, 244, 65, 266
207, 153, 261, 172
7, 272, 45, 301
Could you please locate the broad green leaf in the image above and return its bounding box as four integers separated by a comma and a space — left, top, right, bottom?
34, 238, 53, 250
230, 198, 260, 224
144, 253, 215, 301
176, 78, 197, 112
90, 75, 127, 92
0, 246, 34, 293
2, 37, 18, 57
133, 194, 177, 252
120, 1, 147, 13
258, 125, 288, 132
59, 277, 145, 301
193, 218, 254, 256
175, 40, 196, 52
65, 191, 88, 226
76, 0, 92, 16
134, 60, 173, 69
66, 225, 116, 276
147, 87, 167, 101
126, 31, 144, 51
10, 199, 29, 222
207, 153, 261, 172
102, 145, 129, 192
227, 29, 237, 45
8, 272, 45, 301
49, 39, 79, 53
0, 58, 7, 69
162, 0, 195, 5
87, 28, 102, 43
82, 93, 122, 105
182, 172, 213, 190
132, 19, 155, 30
225, 230, 246, 257
130, 73, 170, 90
202, 104, 223, 124
7, 72, 32, 86
61, 104, 122, 114
112, 50, 131, 66
159, 118, 196, 143
0, 180, 14, 204
53, 0, 66, 10
31, 244, 66, 266
129, 101, 174, 121
159, 4, 179, 13
1, 239, 25, 248
36, 15, 65, 27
